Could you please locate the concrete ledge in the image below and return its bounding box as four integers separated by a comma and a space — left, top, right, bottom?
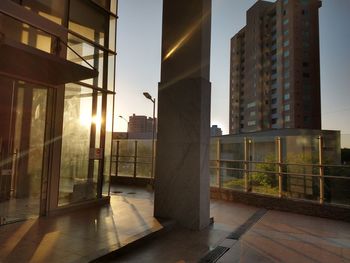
210, 187, 350, 222
91, 219, 176, 262
48, 196, 110, 216
110, 176, 152, 186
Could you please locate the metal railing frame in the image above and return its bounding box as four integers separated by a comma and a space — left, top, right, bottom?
211, 136, 350, 205
112, 140, 153, 179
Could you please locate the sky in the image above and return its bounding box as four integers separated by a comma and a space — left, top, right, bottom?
115, 0, 350, 146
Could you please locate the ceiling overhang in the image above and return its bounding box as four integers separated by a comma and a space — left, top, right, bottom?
0, 37, 98, 86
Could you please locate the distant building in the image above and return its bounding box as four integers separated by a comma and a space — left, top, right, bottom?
229, 0, 322, 134
211, 125, 223, 137
125, 114, 157, 139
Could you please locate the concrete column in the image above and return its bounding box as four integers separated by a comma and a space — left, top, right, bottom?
154, 0, 212, 230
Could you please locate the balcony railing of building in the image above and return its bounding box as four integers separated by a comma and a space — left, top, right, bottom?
111, 140, 154, 179
112, 133, 350, 207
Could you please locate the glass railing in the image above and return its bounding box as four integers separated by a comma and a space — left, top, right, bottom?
111, 139, 154, 178
112, 133, 350, 206
210, 133, 350, 206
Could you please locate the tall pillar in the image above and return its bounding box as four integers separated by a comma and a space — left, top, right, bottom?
154, 0, 212, 230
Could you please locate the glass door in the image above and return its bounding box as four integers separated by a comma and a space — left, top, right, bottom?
0, 77, 48, 225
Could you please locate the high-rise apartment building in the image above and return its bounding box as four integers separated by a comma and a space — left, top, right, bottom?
229, 0, 322, 134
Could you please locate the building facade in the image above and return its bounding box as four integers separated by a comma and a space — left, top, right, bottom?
229, 0, 322, 134
210, 125, 223, 137
127, 114, 156, 139
128, 114, 155, 133
0, 0, 117, 225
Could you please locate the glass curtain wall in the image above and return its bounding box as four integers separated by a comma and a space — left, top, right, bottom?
58, 0, 117, 205
0, 0, 116, 222
0, 77, 48, 224
0, 2, 55, 223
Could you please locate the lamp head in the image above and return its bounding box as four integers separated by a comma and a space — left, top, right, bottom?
143, 92, 152, 100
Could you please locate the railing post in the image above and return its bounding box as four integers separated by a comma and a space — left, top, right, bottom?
244, 137, 249, 192
115, 141, 120, 177
216, 139, 221, 188
134, 140, 138, 178
277, 137, 283, 198
319, 136, 324, 204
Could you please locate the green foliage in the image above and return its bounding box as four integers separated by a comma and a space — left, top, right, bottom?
251, 154, 277, 187
223, 178, 245, 189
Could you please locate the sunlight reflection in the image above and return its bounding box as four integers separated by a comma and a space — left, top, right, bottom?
163, 10, 211, 61
0, 220, 36, 256
30, 231, 60, 262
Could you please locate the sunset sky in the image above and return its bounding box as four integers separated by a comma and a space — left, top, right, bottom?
115, 0, 350, 147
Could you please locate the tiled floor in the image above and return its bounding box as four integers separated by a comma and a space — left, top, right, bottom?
219, 210, 350, 263
0, 185, 161, 263
1, 186, 350, 263
103, 190, 350, 263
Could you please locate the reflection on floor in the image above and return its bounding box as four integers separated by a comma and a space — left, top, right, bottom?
0, 185, 161, 263
1, 185, 350, 263
104, 189, 350, 263
0, 197, 40, 224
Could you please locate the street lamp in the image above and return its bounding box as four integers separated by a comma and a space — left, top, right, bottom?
118, 115, 129, 139
143, 92, 156, 183
119, 115, 128, 123
119, 115, 128, 129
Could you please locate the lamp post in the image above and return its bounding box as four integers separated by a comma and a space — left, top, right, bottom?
143, 92, 156, 182
119, 115, 128, 130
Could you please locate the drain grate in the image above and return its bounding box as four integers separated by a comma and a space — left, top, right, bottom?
127, 192, 136, 195
199, 246, 229, 263
227, 208, 267, 240
112, 191, 123, 194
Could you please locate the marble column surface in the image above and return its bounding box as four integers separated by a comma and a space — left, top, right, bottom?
154, 77, 211, 230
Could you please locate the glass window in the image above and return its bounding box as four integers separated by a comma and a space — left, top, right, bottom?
283, 19, 289, 25
103, 94, 114, 196
284, 104, 290, 111
284, 71, 290, 78
108, 54, 116, 91
284, 59, 290, 68
285, 115, 290, 122
247, 102, 256, 108
67, 34, 104, 88
22, 0, 67, 25
0, 13, 53, 54
69, 0, 108, 46
284, 82, 290, 89
284, 50, 290, 57
92, 0, 108, 9
248, 120, 256, 126
284, 93, 290, 100
59, 85, 94, 205
109, 16, 117, 51
284, 40, 289, 47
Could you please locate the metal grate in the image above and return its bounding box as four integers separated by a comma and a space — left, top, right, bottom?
227, 208, 267, 240
199, 246, 229, 263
